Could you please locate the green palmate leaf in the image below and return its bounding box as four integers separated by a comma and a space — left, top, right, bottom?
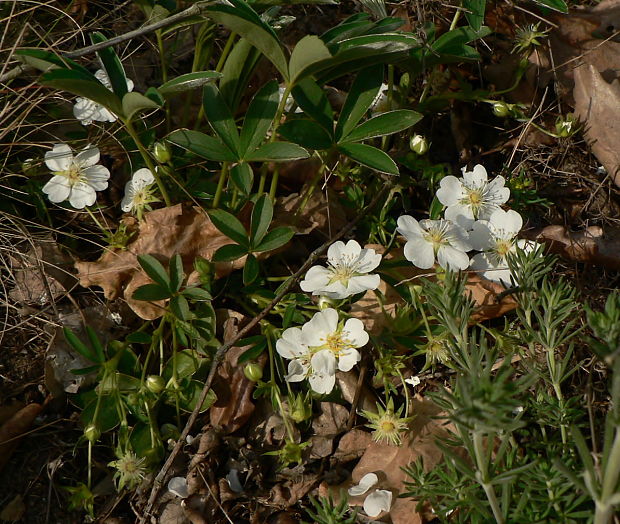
288, 34, 332, 85
122, 92, 160, 121
126, 331, 152, 344
212, 243, 248, 262
91, 31, 128, 98
250, 194, 273, 246
205, 0, 289, 81
277, 119, 333, 150
338, 142, 398, 174
243, 253, 260, 284
341, 109, 422, 142
203, 83, 241, 157
208, 209, 248, 247
220, 38, 263, 111
40, 69, 123, 116
15, 49, 91, 75
167, 129, 236, 162
238, 337, 267, 363
181, 287, 212, 301
132, 283, 172, 301
230, 162, 254, 194
463, 0, 485, 32
158, 71, 222, 95
64, 327, 99, 363
254, 227, 294, 252
137, 254, 170, 288
168, 254, 184, 293
335, 64, 383, 141
170, 295, 190, 321
532, 0, 568, 13
291, 77, 334, 134
240, 80, 280, 155
245, 142, 309, 162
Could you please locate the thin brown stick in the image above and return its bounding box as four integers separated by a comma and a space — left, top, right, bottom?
139, 181, 394, 521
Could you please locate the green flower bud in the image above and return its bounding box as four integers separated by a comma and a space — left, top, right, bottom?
146, 375, 166, 394
555, 113, 578, 138
409, 134, 428, 155
22, 158, 36, 176
289, 391, 312, 423
492, 101, 510, 117
153, 141, 171, 163
244, 363, 263, 382
84, 423, 101, 443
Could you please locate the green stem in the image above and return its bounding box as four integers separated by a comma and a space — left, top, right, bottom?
212, 162, 229, 208
449, 8, 462, 31
265, 84, 292, 200
396, 368, 410, 418
601, 426, 620, 502
216, 32, 237, 72
473, 431, 504, 524
123, 119, 171, 206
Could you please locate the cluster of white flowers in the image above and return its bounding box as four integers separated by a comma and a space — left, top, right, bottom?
398, 164, 533, 283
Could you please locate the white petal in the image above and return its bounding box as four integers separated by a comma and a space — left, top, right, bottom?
405, 376, 421, 387
463, 164, 488, 186
326, 240, 347, 263
364, 489, 393, 517
469, 221, 494, 251
285, 360, 308, 382
445, 204, 475, 229
45, 144, 73, 172
404, 237, 435, 269
226, 469, 244, 493
356, 248, 382, 272
489, 208, 522, 236
436, 176, 463, 206
308, 371, 336, 394
348, 473, 378, 496
42, 176, 71, 203
447, 223, 473, 252
95, 69, 112, 87
167, 477, 189, 498
69, 183, 96, 209
300, 265, 331, 293
302, 308, 338, 346
342, 318, 369, 348
73, 98, 98, 124
486, 175, 510, 203
311, 350, 337, 374
340, 239, 362, 260
437, 245, 470, 271
132, 168, 155, 187
346, 274, 380, 295
320, 281, 350, 299
276, 327, 306, 359
126, 78, 135, 92
337, 348, 360, 372
75, 146, 100, 168
396, 215, 424, 239
83, 165, 110, 190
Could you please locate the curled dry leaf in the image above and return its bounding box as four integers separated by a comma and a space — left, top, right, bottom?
0, 403, 42, 473
75, 204, 246, 320
525, 224, 620, 269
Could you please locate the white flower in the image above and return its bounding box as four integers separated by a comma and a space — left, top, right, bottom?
364, 489, 393, 517
121, 168, 158, 215
397, 215, 472, 271
276, 308, 367, 394
167, 477, 189, 498
300, 240, 381, 299
405, 376, 421, 388
73, 69, 134, 125
42, 143, 110, 209
348, 473, 378, 496
469, 208, 534, 284
436, 165, 510, 229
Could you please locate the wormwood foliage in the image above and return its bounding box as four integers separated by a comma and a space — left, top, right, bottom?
6, 0, 620, 522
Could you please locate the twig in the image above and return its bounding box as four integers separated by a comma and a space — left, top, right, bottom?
0, 2, 213, 84
139, 181, 394, 522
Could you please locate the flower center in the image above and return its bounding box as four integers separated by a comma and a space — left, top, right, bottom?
327, 254, 360, 286
423, 222, 450, 251
324, 332, 350, 356
58, 163, 84, 187
462, 187, 485, 216
380, 420, 396, 432
495, 238, 513, 257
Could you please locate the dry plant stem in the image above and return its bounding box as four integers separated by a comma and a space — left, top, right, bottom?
139, 180, 394, 521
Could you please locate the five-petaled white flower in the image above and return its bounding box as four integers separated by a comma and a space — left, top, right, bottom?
300, 240, 381, 299
43, 143, 110, 209
276, 308, 367, 394
469, 208, 534, 284
121, 168, 158, 217
73, 69, 134, 125
397, 215, 472, 271
436, 164, 510, 229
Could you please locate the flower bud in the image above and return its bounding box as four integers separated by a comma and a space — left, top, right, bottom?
318, 296, 336, 310
555, 113, 578, 137
153, 141, 171, 163
146, 375, 166, 394
84, 423, 101, 443
492, 101, 510, 117
409, 134, 428, 155
22, 158, 36, 176
244, 363, 263, 382
289, 392, 312, 423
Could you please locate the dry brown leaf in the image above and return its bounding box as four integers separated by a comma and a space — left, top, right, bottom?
75, 204, 246, 320
309, 402, 349, 459
574, 65, 620, 184
209, 316, 263, 434
268, 473, 320, 507
333, 429, 374, 462
0, 403, 42, 473
524, 224, 620, 269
